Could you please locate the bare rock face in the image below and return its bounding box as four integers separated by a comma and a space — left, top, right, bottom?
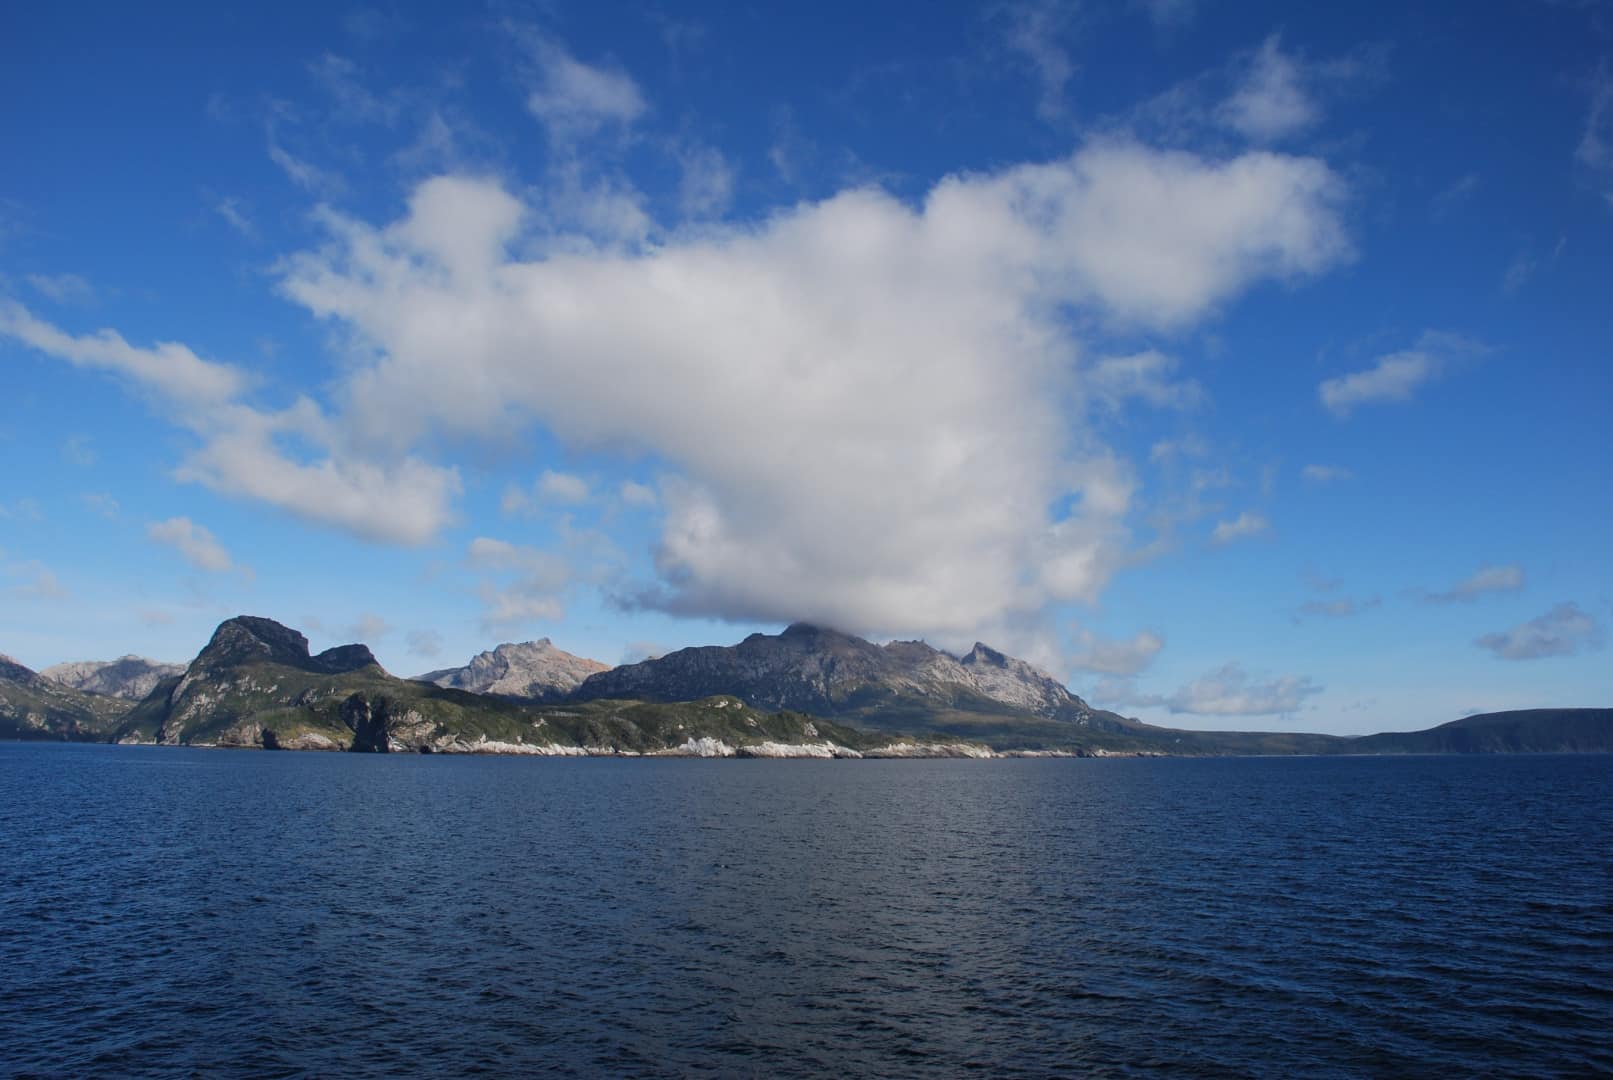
339, 691, 438, 752
418, 639, 609, 701
570, 622, 1093, 723
341, 692, 390, 753
41, 656, 186, 701
959, 643, 1087, 718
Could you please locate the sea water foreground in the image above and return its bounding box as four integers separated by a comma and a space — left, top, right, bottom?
1, 743, 1608, 1078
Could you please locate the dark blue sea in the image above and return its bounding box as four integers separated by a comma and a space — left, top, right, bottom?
1, 744, 1609, 1078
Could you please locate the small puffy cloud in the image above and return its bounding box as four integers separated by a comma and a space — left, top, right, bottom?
1297, 595, 1379, 618
1318, 331, 1478, 418
621, 641, 665, 664
537, 469, 590, 503
0, 498, 43, 522
1424, 564, 1524, 604
1320, 349, 1439, 417
1148, 435, 1209, 464
1166, 662, 1321, 715
1219, 35, 1317, 142
1211, 511, 1269, 545
1301, 464, 1352, 484
1100, 662, 1321, 716
1088, 350, 1203, 411
346, 613, 391, 642
619, 481, 658, 508
1475, 602, 1601, 661
147, 517, 235, 572
6, 560, 67, 600
1069, 628, 1164, 675
63, 434, 96, 466
479, 584, 565, 629
468, 537, 572, 631
466, 537, 572, 585
525, 36, 646, 138
80, 493, 120, 519
677, 143, 734, 219
406, 629, 443, 658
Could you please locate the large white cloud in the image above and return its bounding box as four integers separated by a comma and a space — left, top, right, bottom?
269, 140, 1347, 638
2, 137, 1349, 642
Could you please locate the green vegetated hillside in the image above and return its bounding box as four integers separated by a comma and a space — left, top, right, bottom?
1350, 708, 1613, 754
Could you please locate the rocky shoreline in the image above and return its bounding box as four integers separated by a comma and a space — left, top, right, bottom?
103, 731, 1163, 758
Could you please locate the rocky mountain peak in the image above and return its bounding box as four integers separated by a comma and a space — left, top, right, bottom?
310, 643, 380, 674
0, 653, 39, 684
195, 616, 379, 675
418, 639, 609, 701
964, 642, 1008, 666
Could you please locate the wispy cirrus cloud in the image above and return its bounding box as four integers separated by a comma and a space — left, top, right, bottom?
1423, 564, 1524, 604
1, 303, 459, 546
25, 273, 94, 305
1211, 511, 1269, 545
1576, 64, 1613, 202
996, 0, 1080, 123
1297, 595, 1379, 619
1301, 463, 1352, 484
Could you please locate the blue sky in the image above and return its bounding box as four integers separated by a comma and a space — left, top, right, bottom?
2, 0, 1608, 735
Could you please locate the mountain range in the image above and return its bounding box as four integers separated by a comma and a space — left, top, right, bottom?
2, 617, 1609, 756
40, 655, 186, 700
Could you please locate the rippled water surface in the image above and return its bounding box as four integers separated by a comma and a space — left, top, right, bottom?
2, 744, 1610, 1077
